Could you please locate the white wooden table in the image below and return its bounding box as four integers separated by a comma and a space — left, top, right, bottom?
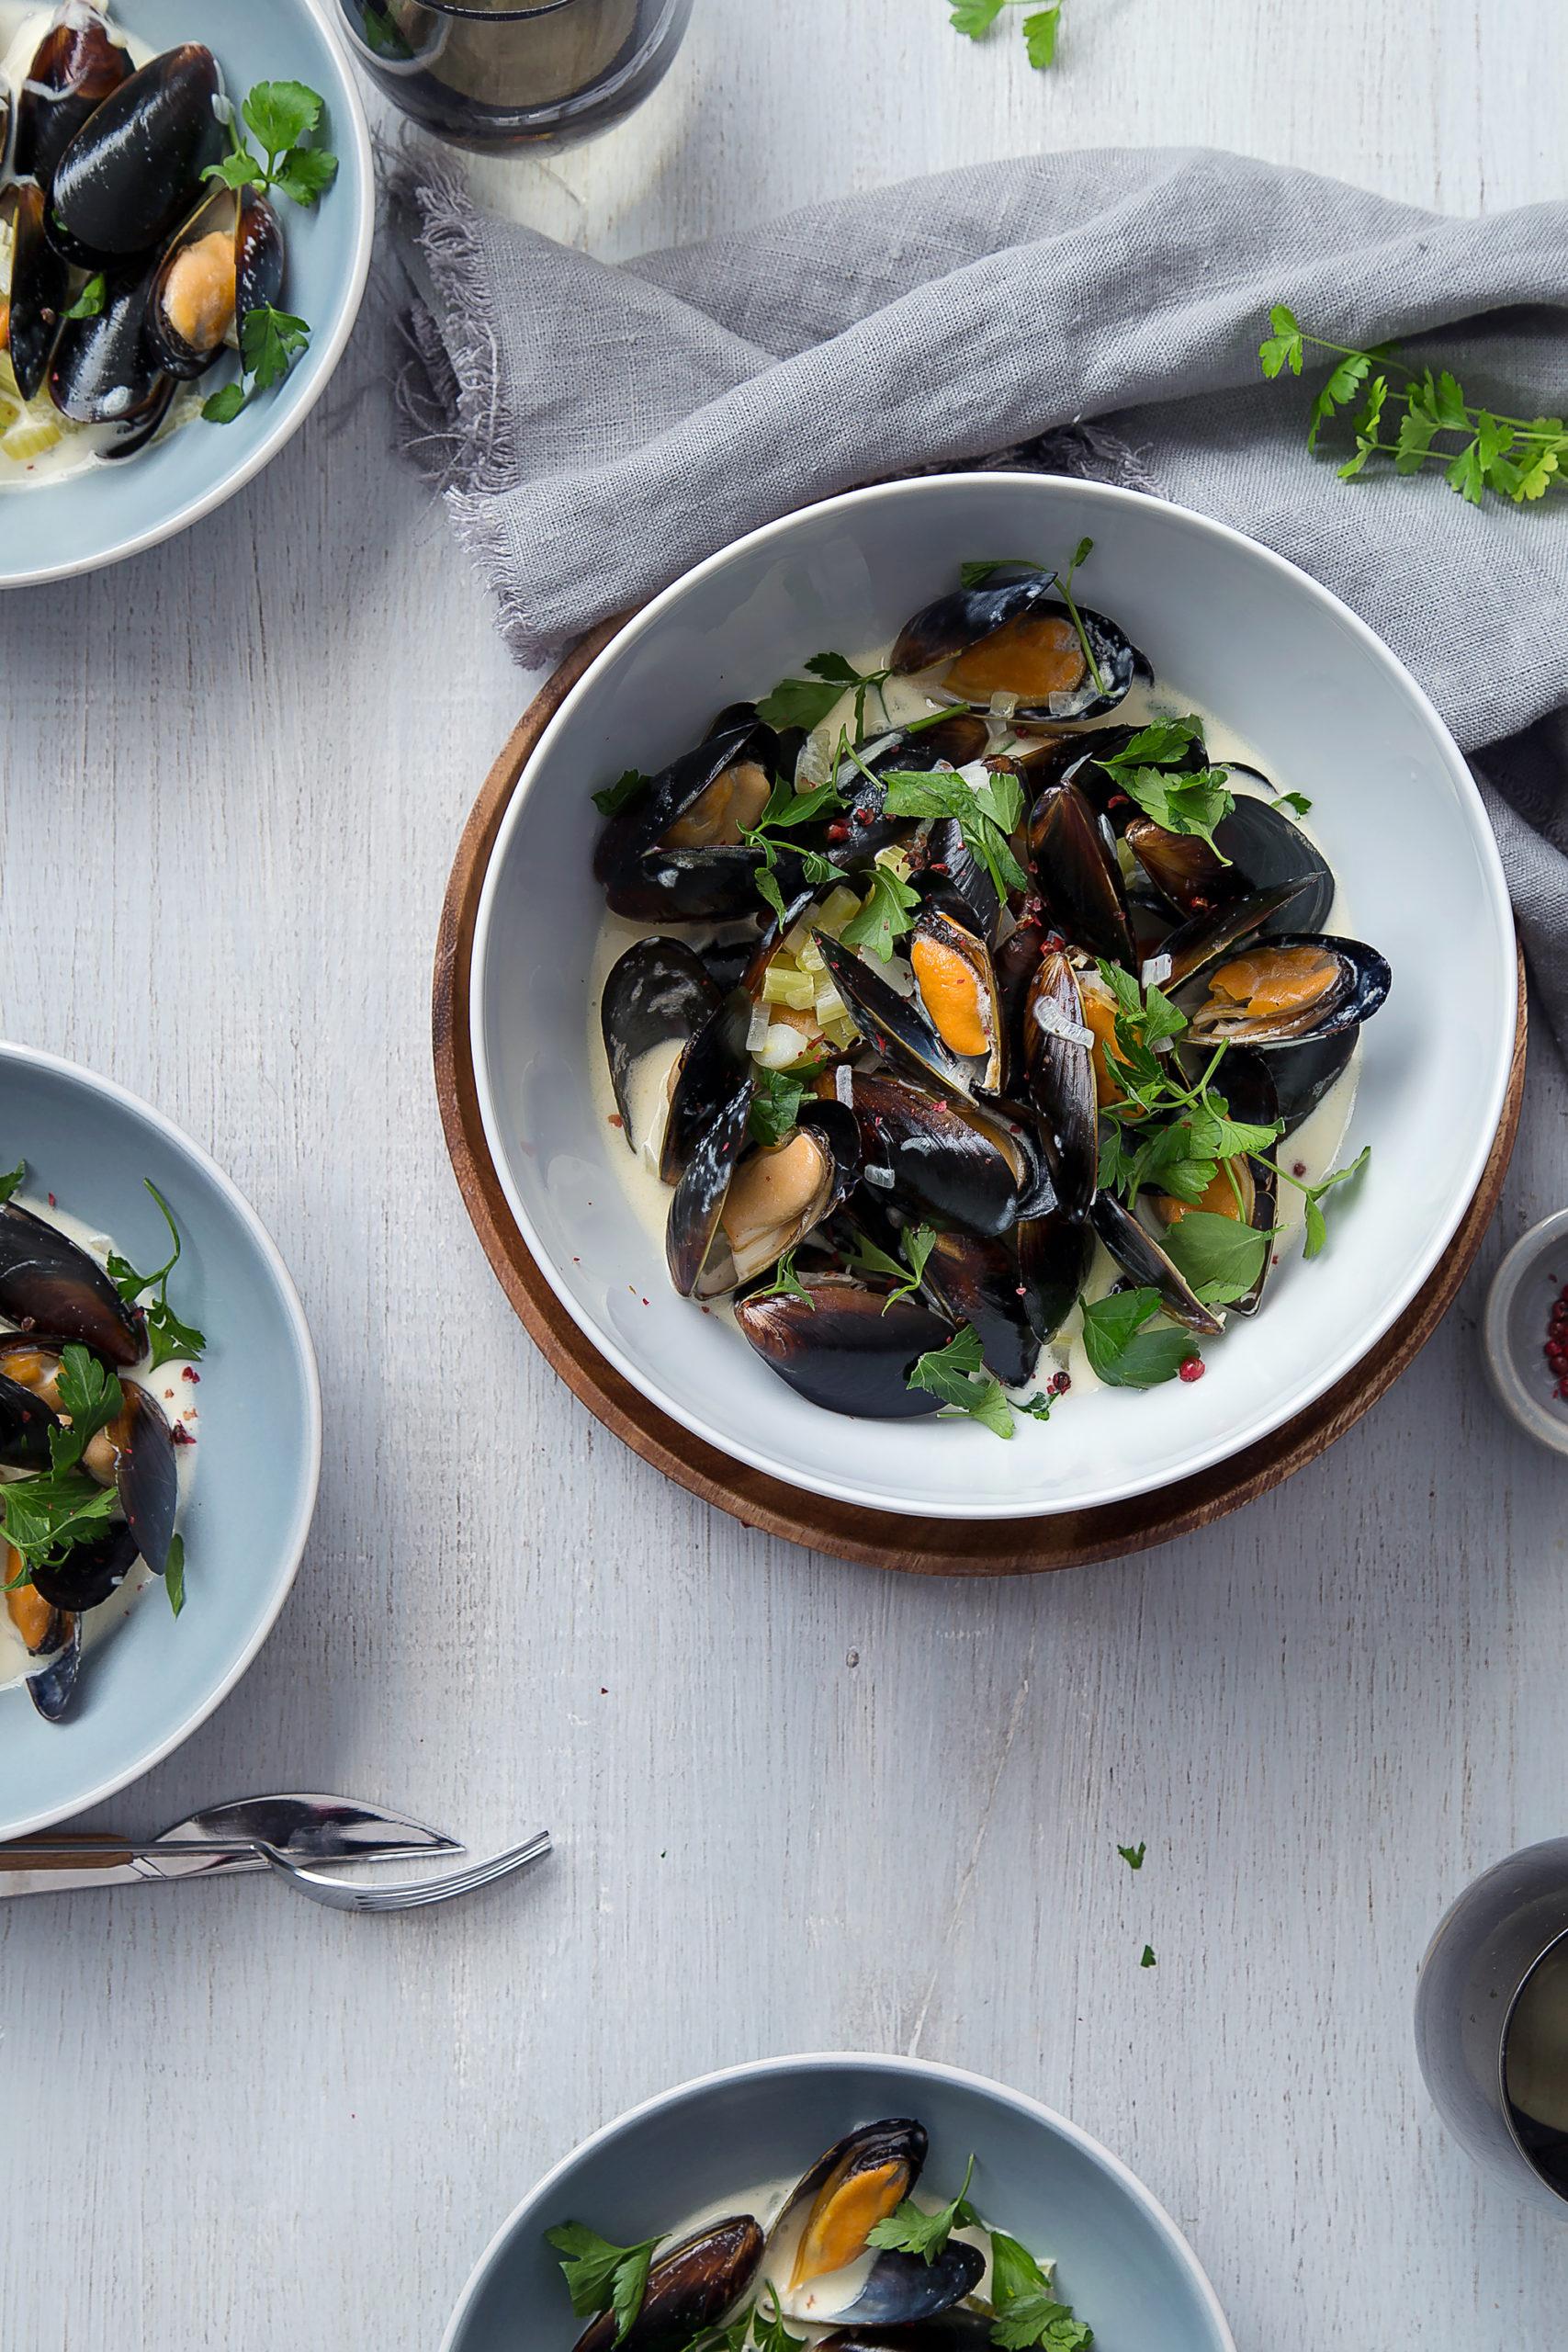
3, 5, 1564, 2346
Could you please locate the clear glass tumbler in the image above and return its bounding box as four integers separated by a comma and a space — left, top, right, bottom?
335, 0, 694, 154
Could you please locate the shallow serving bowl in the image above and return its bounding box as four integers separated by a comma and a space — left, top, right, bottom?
440, 2052, 1235, 2352
471, 473, 1517, 1522
0, 0, 372, 589
0, 1044, 321, 1839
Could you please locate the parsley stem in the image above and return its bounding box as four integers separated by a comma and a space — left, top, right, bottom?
1054, 548, 1106, 697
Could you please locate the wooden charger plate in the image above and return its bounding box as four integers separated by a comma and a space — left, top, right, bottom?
434, 620, 1527, 1577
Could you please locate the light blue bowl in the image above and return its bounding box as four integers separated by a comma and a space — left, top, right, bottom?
0, 1044, 321, 1838
0, 0, 373, 587
440, 2053, 1235, 2352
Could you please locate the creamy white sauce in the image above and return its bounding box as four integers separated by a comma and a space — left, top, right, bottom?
588, 656, 1366, 1423
0, 1184, 198, 1700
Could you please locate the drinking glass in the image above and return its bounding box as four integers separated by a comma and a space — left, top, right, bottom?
1415, 1838, 1568, 2213
335, 0, 694, 154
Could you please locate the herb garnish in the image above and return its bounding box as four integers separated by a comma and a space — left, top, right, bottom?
1140, 1945, 1157, 1968
747, 2286, 807, 2352
107, 1182, 207, 1372
756, 651, 891, 741
907, 1320, 1014, 1438
1277, 1142, 1371, 1259
205, 81, 340, 208
881, 763, 1028, 905
1277, 790, 1313, 817
1159, 1208, 1270, 1308
868, 2153, 980, 2262
202, 304, 312, 424
1, 1343, 123, 1585
592, 768, 650, 818
747, 1249, 815, 1308
987, 2231, 1095, 2349
748, 1061, 825, 1147
950, 0, 1063, 72
839, 856, 921, 961
164, 1532, 186, 1620
1097, 717, 1235, 859
1079, 1289, 1195, 1389
544, 2222, 661, 2347
738, 779, 840, 923
1118, 1841, 1145, 1870
63, 274, 106, 320
845, 1220, 937, 1309
1258, 305, 1568, 505
0, 1163, 24, 1204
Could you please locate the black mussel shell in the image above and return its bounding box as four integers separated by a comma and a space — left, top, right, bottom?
736, 1278, 951, 1418
820, 714, 989, 867
818, 2317, 998, 2351
52, 43, 226, 259
665, 1071, 752, 1297
911, 815, 1002, 943
110, 1380, 176, 1576
907, 906, 1003, 1091
15, 6, 133, 188
26, 1611, 81, 1722
235, 187, 284, 334
1090, 1193, 1224, 1336
570, 2218, 764, 2352
890, 579, 1148, 722
616, 844, 799, 924
600, 937, 722, 1149
695, 934, 760, 995
814, 933, 973, 1098
0, 1366, 62, 1470
4, 183, 71, 401
779, 2122, 928, 2275
1152, 881, 1310, 990
993, 915, 1046, 1094
920, 1229, 1038, 1385
0, 1199, 144, 1365
1264, 1028, 1359, 1135
595, 721, 774, 886
697, 1101, 860, 1299
807, 2242, 986, 2328
1019, 1204, 1095, 1345
1022, 951, 1097, 1220
660, 989, 751, 1187
49, 262, 172, 442
1028, 779, 1136, 968
29, 1518, 140, 1611
1188, 934, 1390, 1048
841, 1070, 1031, 1239
1128, 793, 1334, 936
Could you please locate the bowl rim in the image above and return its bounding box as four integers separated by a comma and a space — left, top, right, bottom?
436, 2047, 1239, 2352
1483, 1205, 1568, 1456
0, 1039, 324, 1838
0, 0, 376, 592
471, 472, 1517, 1519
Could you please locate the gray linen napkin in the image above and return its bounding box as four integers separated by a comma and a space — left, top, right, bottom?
391, 144, 1568, 1052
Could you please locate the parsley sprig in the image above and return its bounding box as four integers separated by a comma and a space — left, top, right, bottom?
206, 81, 340, 208
748, 1062, 828, 1148
845, 1219, 937, 1308
950, 0, 1063, 71
881, 763, 1027, 904
988, 2231, 1095, 2349
1097, 717, 1235, 859
592, 767, 649, 819
756, 651, 891, 741
1080, 1289, 1196, 1388
840, 856, 922, 961
868, 2153, 980, 2261
0, 1164, 23, 1204
739, 778, 840, 923
748, 1249, 815, 1307
1118, 1841, 1146, 1870
107, 1182, 206, 1372
544, 2222, 661, 2348
1259, 306, 1568, 505
2, 1343, 123, 1585
1275, 1141, 1371, 1259
907, 1320, 1014, 1437
64, 273, 106, 320
202, 306, 312, 425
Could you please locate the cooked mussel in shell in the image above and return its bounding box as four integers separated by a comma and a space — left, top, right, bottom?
908, 906, 1003, 1091
1022, 950, 1097, 1220
1090, 1193, 1224, 1337
736, 1277, 952, 1418
51, 43, 226, 260
145, 183, 284, 379
695, 1103, 859, 1297
107, 1379, 177, 1577
819, 713, 990, 867
601, 937, 723, 1151
890, 579, 1148, 722
813, 933, 973, 1097
28, 1519, 141, 1612
0, 1364, 61, 1469
1125, 790, 1334, 936
0, 1197, 144, 1364
13, 4, 133, 189
595, 720, 785, 922
570, 2218, 764, 2352
48, 263, 174, 453
919, 1228, 1038, 1386
7, 1566, 81, 1722
769, 2120, 984, 2327
1189, 935, 1390, 1046
840, 1070, 1043, 1239
1027, 778, 1135, 969
3, 183, 71, 402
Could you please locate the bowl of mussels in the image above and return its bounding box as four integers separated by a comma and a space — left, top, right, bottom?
468, 471, 1517, 1522
0, 0, 373, 586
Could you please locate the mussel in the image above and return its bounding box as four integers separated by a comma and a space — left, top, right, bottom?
735, 1277, 952, 1419
770, 2121, 983, 2328
1151, 881, 1311, 991
51, 43, 226, 260
600, 937, 722, 1151
1018, 1205, 1096, 1346
48, 264, 175, 455
107, 1379, 176, 1576
1188, 935, 1390, 1046
7, 1561, 81, 1723
144, 183, 283, 379
907, 905, 1003, 1092
29, 1519, 140, 1611
595, 719, 787, 922
919, 1229, 1038, 1386
674, 1102, 859, 1299
839, 1070, 1044, 1239
1089, 1193, 1224, 1337
660, 989, 753, 1187
1027, 779, 1136, 969
3, 183, 70, 401
0, 1364, 61, 1469
0, 1198, 144, 1364
13, 3, 132, 189
570, 2218, 764, 2352
813, 934, 973, 1097
1022, 951, 1097, 1221
1125, 792, 1334, 936
890, 579, 1148, 723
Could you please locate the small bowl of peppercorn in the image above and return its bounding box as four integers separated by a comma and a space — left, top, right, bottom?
1483, 1209, 1568, 1456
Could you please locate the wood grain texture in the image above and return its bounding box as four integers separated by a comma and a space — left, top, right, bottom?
434, 646, 1528, 1574
4, 7, 1568, 2352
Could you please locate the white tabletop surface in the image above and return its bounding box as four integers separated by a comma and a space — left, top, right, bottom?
3, 4, 1566, 2346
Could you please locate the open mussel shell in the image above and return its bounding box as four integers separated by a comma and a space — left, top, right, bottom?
841, 1070, 1039, 1240
51, 42, 225, 259
145, 183, 284, 379
600, 937, 722, 1149
3, 183, 71, 401
0, 1199, 144, 1365
1150, 880, 1309, 991
890, 579, 1148, 722
910, 815, 1003, 943
1022, 950, 1097, 1221
736, 1277, 951, 1418
785, 2241, 986, 2328
660, 989, 752, 1187
1127, 793, 1334, 935
1019, 1205, 1096, 1346
821, 714, 990, 867
694, 1102, 860, 1299
1090, 1193, 1224, 1337
1188, 934, 1390, 1047
29, 1518, 140, 1611
908, 906, 1003, 1092
665, 1070, 752, 1297
0, 1365, 62, 1470
773, 2121, 926, 2290
818, 2316, 998, 2351
570, 2218, 764, 2352
48, 263, 174, 450
25, 1610, 81, 1722
15, 5, 133, 188
921, 1229, 1038, 1386
1028, 779, 1136, 968
595, 720, 784, 920
110, 1380, 176, 1576
1262, 1027, 1359, 1135
814, 933, 973, 1098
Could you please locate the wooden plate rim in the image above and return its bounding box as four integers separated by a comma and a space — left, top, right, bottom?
432, 624, 1526, 1577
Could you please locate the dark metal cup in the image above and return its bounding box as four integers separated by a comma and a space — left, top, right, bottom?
335, 0, 694, 154
1415, 1838, 1568, 2213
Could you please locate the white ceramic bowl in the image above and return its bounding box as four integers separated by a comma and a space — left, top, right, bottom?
0, 1045, 321, 1838
440, 2052, 1235, 2352
0, 0, 373, 588
472, 474, 1516, 1521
